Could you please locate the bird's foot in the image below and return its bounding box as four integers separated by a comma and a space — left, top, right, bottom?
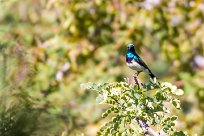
133, 72, 139, 78
133, 72, 140, 89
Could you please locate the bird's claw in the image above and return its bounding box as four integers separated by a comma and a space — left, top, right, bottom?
133, 72, 140, 89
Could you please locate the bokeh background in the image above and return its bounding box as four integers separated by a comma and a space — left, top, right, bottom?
0, 0, 204, 135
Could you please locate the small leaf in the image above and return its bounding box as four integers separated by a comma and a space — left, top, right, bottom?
163, 127, 168, 133
112, 117, 117, 122
173, 131, 186, 136
171, 116, 177, 121
102, 113, 108, 118
127, 103, 132, 107
171, 122, 175, 126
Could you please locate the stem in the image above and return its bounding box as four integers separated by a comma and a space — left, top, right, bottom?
136, 118, 160, 136
133, 73, 140, 89
110, 96, 120, 105
133, 75, 160, 136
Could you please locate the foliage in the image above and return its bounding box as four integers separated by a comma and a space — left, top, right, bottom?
82, 79, 186, 135
0, 96, 40, 136
0, 0, 204, 135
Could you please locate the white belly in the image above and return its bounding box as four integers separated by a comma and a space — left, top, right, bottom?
127, 61, 145, 72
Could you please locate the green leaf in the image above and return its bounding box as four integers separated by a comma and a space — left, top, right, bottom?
102, 113, 108, 118
173, 131, 186, 136
171, 116, 177, 121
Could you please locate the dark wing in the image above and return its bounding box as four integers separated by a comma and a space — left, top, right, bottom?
133, 55, 150, 70
134, 54, 156, 78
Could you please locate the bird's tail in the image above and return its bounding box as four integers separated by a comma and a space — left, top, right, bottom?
149, 71, 156, 79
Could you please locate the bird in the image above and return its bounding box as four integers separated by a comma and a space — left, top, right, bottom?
126, 43, 156, 79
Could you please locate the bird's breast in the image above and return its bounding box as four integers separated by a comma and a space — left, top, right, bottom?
126, 60, 145, 71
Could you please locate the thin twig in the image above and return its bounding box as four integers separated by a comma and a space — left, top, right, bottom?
133, 73, 140, 89
110, 96, 120, 104
136, 118, 160, 136
133, 75, 160, 136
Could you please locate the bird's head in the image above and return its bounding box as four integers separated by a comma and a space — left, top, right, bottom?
127, 43, 136, 53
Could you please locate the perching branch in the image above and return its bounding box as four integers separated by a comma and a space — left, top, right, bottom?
133, 75, 160, 136
136, 118, 160, 136
133, 73, 140, 89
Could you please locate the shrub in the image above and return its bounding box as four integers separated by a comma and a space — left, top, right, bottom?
81, 78, 186, 135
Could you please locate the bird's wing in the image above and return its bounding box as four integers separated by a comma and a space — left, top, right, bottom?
134, 54, 156, 78
134, 55, 149, 70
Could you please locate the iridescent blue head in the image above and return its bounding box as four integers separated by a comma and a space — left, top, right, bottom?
126, 43, 137, 63
127, 43, 136, 54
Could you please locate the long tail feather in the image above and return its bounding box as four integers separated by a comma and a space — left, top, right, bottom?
149, 73, 156, 79
147, 69, 156, 79
149, 72, 156, 79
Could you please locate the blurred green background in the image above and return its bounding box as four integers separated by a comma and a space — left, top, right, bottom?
0, 0, 204, 135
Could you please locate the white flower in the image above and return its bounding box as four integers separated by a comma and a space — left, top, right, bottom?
61, 62, 70, 72
110, 88, 120, 96
170, 15, 183, 26
97, 91, 108, 104
194, 55, 204, 68
161, 82, 172, 88
142, 0, 161, 10
161, 82, 184, 95
56, 71, 63, 81
171, 85, 177, 93
172, 89, 184, 96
